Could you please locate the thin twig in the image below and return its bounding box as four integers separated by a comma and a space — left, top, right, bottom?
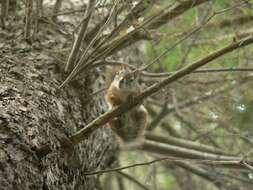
61, 0, 119, 86
140, 1, 249, 71
52, 0, 63, 22
37, 32, 253, 159
24, 0, 33, 42
0, 0, 9, 29
60, 0, 211, 87
84, 157, 169, 176
35, 0, 41, 33
83, 156, 248, 176
142, 67, 253, 77
241, 161, 253, 171
68, 35, 253, 145
108, 0, 158, 39
145, 133, 230, 155
140, 24, 206, 71
205, 14, 253, 29
141, 140, 240, 161
64, 0, 96, 71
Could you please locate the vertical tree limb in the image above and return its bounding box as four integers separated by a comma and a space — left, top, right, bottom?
52, 0, 63, 22
68, 35, 253, 145
24, 0, 33, 42
64, 0, 96, 71
1, 0, 9, 29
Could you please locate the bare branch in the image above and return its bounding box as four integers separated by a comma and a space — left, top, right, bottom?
35, 0, 42, 33
193, 28, 253, 46
141, 140, 240, 161
145, 133, 230, 155
143, 67, 253, 77
0, 0, 9, 29
64, 0, 96, 71
52, 0, 63, 22
148, 81, 242, 130
83, 157, 169, 176
69, 35, 253, 145
82, 156, 251, 176
61, 0, 119, 86
24, 0, 33, 42
146, 0, 210, 30
60, 0, 211, 86
205, 14, 253, 29
109, 0, 157, 38
37, 32, 253, 159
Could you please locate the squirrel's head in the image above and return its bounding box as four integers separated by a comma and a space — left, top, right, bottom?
114, 65, 139, 91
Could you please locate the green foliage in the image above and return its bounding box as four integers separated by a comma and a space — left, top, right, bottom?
163, 48, 183, 70
161, 173, 174, 188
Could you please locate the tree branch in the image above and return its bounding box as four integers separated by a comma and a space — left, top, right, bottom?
64, 0, 96, 71
82, 156, 251, 176
145, 133, 230, 155
143, 67, 253, 77
148, 83, 236, 130
37, 35, 253, 158
141, 140, 240, 161
60, 0, 211, 87
146, 0, 210, 30
70, 35, 253, 144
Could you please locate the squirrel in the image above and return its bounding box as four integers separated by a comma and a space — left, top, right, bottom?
105, 65, 147, 147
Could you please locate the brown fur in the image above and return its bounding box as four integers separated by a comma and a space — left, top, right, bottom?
105, 85, 122, 106
105, 66, 147, 146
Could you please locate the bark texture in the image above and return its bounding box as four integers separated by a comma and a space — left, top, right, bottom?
0, 45, 117, 189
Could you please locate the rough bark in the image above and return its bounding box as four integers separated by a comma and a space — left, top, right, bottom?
0, 45, 117, 189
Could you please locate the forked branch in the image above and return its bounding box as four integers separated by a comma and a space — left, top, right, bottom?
70, 35, 253, 144
37, 35, 253, 158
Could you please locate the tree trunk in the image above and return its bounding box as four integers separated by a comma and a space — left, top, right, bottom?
0, 46, 117, 189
